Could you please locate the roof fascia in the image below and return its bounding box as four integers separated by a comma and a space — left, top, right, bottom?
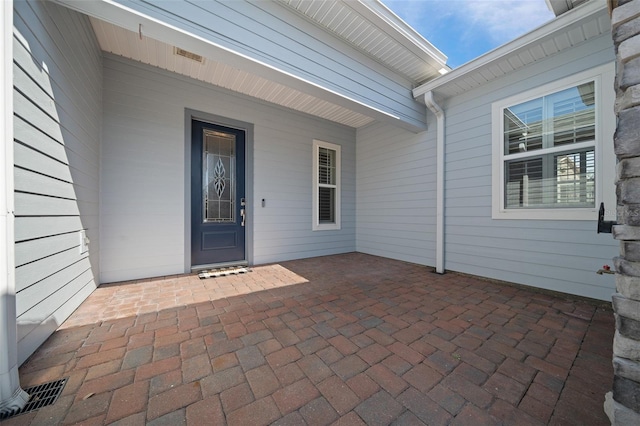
546, 0, 571, 16
353, 0, 448, 68
52, 0, 427, 132
413, 0, 607, 100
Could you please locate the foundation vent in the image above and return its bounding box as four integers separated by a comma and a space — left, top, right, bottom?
175, 47, 204, 63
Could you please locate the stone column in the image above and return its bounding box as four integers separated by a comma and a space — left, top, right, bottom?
607, 0, 640, 423
0, 0, 28, 417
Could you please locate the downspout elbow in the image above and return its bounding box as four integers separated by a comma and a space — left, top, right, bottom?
423, 92, 445, 274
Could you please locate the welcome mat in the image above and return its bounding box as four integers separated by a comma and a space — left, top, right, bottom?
198, 266, 251, 279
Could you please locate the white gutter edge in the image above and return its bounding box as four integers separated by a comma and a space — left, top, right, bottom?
423, 92, 445, 274
358, 0, 449, 66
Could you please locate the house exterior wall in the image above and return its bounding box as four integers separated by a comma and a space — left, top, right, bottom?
355, 123, 437, 266
13, 0, 102, 364
106, 0, 426, 130
441, 33, 617, 301
101, 55, 356, 283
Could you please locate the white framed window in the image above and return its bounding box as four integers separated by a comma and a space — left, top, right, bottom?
313, 140, 341, 231
492, 63, 616, 220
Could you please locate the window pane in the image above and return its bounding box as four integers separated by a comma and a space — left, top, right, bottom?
318, 147, 336, 185
319, 187, 335, 223
552, 82, 595, 146
503, 82, 595, 154
505, 149, 594, 209
504, 99, 543, 154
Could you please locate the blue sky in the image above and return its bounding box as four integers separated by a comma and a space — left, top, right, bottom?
383, 0, 556, 68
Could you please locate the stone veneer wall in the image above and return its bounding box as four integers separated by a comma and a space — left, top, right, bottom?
607, 0, 640, 424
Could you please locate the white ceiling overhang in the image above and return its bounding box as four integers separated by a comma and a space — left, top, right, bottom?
413, 0, 610, 102
52, 0, 448, 132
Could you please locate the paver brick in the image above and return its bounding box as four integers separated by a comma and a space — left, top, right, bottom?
16, 254, 614, 426
181, 353, 212, 383
398, 387, 453, 425
427, 383, 466, 415
76, 370, 135, 402
357, 343, 392, 365
266, 346, 303, 368
298, 353, 333, 383
441, 372, 494, 408
76, 347, 127, 370
226, 397, 281, 426
365, 364, 408, 396
275, 362, 306, 386
331, 355, 369, 380
519, 393, 555, 424
61, 392, 112, 425
328, 335, 359, 355
317, 375, 360, 415
483, 372, 527, 405
105, 380, 150, 424
149, 369, 183, 397
135, 356, 181, 381
220, 383, 255, 413
272, 378, 320, 414
300, 396, 339, 425
246, 364, 280, 398
355, 390, 404, 426
236, 345, 265, 371
382, 354, 412, 375
200, 366, 246, 396
387, 341, 424, 365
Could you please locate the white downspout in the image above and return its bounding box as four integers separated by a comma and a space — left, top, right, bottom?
423, 91, 445, 274
0, 0, 29, 417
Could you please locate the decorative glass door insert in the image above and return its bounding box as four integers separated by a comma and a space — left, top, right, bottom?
203, 130, 236, 223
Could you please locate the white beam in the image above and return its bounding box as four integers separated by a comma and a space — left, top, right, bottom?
0, 0, 29, 416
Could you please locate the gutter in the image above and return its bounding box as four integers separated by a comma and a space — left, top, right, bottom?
423, 91, 445, 274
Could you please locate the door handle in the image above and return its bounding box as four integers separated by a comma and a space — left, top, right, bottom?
240, 198, 246, 227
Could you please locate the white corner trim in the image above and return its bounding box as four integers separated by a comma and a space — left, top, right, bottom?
0, 0, 29, 416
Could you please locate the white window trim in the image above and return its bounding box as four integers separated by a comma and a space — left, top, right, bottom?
312, 139, 341, 231
491, 62, 616, 220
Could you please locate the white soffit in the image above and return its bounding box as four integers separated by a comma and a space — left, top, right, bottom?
277, 0, 450, 85
90, 18, 375, 128
413, 0, 610, 100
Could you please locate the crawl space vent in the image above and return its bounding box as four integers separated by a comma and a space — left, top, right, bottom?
175, 47, 204, 63
0, 378, 68, 420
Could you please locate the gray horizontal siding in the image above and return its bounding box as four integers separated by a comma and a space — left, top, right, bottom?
100, 55, 355, 283
13, 0, 101, 364
355, 122, 437, 266
442, 33, 617, 300
111, 0, 425, 129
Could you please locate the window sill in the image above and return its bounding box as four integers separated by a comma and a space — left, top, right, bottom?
492, 207, 598, 221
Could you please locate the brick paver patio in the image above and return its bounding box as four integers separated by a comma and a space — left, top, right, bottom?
8, 253, 613, 425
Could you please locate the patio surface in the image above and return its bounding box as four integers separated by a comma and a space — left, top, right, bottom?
9, 253, 614, 425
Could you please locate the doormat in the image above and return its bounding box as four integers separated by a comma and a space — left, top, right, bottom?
0, 377, 68, 420
199, 266, 251, 279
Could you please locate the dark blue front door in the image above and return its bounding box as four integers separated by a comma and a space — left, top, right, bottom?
191, 120, 246, 267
